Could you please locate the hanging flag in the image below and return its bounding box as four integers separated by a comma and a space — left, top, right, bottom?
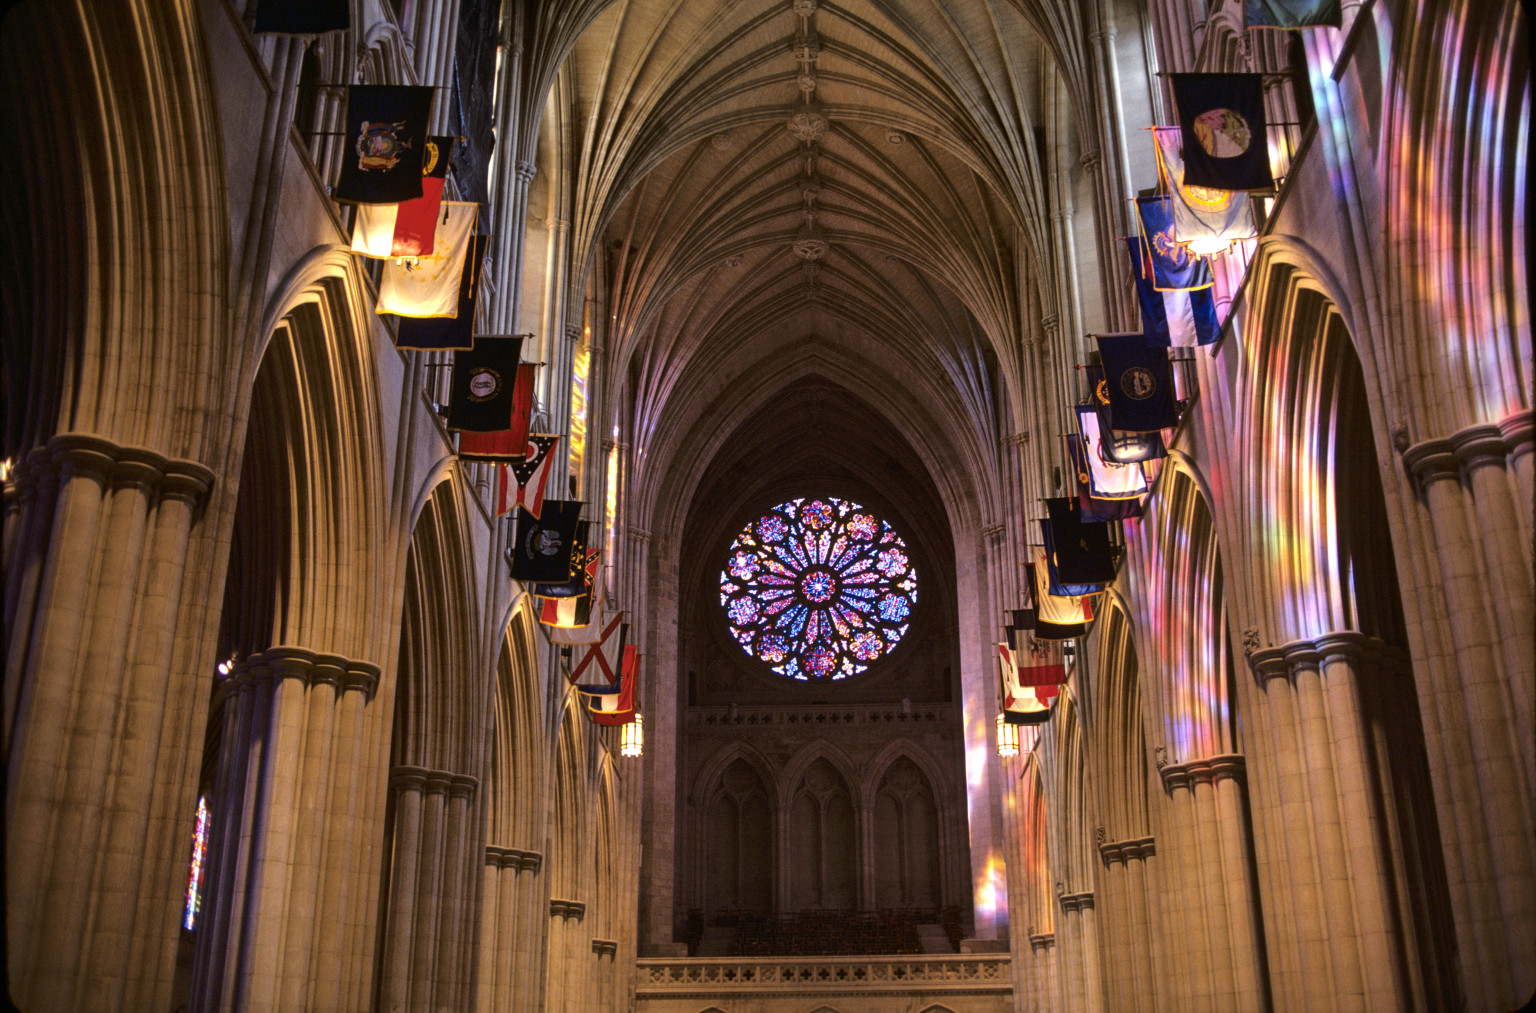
253, 0, 348, 34
1070, 413, 1148, 499
1084, 365, 1169, 463
1076, 480, 1145, 524
376, 203, 478, 317
1095, 332, 1178, 433
458, 365, 535, 462
540, 588, 594, 631
536, 538, 598, 600
1152, 127, 1257, 256
1039, 520, 1107, 597
586, 645, 639, 725
393, 235, 488, 351
549, 602, 604, 646
508, 501, 581, 583
350, 138, 453, 258
496, 435, 561, 519
1170, 73, 1275, 192
447, 336, 524, 432
1042, 498, 1117, 585
569, 613, 627, 686
1135, 196, 1213, 292
998, 644, 1055, 725
1125, 236, 1219, 348
1027, 553, 1093, 641
334, 86, 433, 204
1244, 0, 1341, 29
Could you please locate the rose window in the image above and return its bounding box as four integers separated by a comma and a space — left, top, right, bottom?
718, 497, 918, 680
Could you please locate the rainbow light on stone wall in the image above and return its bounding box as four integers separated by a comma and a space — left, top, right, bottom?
183, 795, 209, 930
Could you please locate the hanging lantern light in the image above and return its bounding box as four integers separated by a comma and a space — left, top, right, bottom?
996, 713, 1020, 758
620, 713, 644, 757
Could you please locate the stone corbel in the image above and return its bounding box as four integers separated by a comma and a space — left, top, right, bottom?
1159, 753, 1246, 793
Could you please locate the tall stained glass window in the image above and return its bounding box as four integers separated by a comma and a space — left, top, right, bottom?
719, 497, 917, 679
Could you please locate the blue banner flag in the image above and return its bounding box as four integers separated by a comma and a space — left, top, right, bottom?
1095, 333, 1178, 433
1245, 0, 1341, 29
1042, 499, 1118, 586
1083, 365, 1168, 462
1170, 74, 1274, 192
1152, 127, 1257, 256
1125, 237, 1220, 347
1135, 196, 1213, 292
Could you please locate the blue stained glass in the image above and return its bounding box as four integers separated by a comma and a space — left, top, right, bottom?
720, 497, 917, 679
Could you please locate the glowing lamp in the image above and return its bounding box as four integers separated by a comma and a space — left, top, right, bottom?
996, 713, 1020, 758
620, 713, 644, 757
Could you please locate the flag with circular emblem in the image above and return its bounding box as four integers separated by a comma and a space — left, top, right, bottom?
447, 335, 524, 432
1093, 332, 1178, 433
334, 86, 433, 204
1170, 73, 1275, 192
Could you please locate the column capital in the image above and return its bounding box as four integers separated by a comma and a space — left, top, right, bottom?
110, 446, 168, 492
49, 433, 119, 484
1449, 423, 1509, 473
309, 653, 349, 689
1498, 408, 1533, 463
448, 773, 479, 800
592, 939, 618, 957
550, 898, 586, 921
1161, 753, 1246, 792
260, 645, 319, 683
515, 159, 537, 182
343, 660, 382, 698
391, 765, 431, 791
628, 526, 651, 543
1401, 437, 1458, 488
562, 322, 582, 343
1028, 931, 1054, 952
1059, 891, 1095, 913
160, 458, 216, 505
1248, 644, 1291, 684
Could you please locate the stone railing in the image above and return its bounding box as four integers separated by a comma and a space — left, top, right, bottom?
635, 954, 1010, 995
687, 703, 957, 730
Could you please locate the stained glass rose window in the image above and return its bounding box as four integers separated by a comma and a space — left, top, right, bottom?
718, 497, 917, 679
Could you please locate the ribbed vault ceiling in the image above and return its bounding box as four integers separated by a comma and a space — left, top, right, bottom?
546, 0, 1096, 530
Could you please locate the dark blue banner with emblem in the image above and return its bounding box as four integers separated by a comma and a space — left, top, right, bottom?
334, 86, 434, 204
509, 503, 582, 583
1245, 0, 1340, 29
1170, 74, 1274, 192
393, 235, 488, 351
447, 335, 524, 432
253, 0, 348, 33
1094, 333, 1178, 433
1081, 367, 1168, 462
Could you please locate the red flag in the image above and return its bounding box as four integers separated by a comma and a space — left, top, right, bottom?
589, 646, 639, 725
496, 434, 561, 518
458, 364, 535, 462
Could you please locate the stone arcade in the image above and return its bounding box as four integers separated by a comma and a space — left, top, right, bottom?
1, 0, 1530, 1011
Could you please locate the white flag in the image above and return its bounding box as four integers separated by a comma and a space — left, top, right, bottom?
376, 202, 476, 318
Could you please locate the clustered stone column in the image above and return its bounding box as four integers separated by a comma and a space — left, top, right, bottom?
4, 433, 214, 1012
1155, 755, 1266, 1013
1242, 633, 1443, 1012
1056, 890, 1104, 1013
191, 647, 382, 1013
377, 765, 481, 1011
1401, 412, 1536, 1009
545, 898, 587, 1013
1094, 836, 1158, 1013
478, 846, 546, 1013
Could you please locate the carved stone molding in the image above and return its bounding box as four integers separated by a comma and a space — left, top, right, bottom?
563, 322, 582, 344
1241, 626, 1262, 658
1498, 408, 1533, 462
592, 939, 618, 957
710, 131, 733, 150
226, 647, 381, 699
36, 432, 216, 508
1160, 753, 1245, 792
486, 846, 544, 873
514, 159, 537, 182
1028, 933, 1055, 952
1449, 423, 1510, 474
550, 898, 586, 921
1249, 631, 1394, 684
1401, 437, 1460, 489
1099, 835, 1156, 865
390, 764, 479, 801
628, 526, 652, 543
1059, 891, 1095, 914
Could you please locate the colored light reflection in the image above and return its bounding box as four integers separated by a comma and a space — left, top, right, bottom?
183, 795, 209, 930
